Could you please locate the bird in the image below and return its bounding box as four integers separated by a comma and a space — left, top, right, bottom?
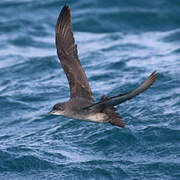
47, 5, 157, 128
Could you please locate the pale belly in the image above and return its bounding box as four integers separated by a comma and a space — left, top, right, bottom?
53, 111, 109, 123
74, 113, 109, 123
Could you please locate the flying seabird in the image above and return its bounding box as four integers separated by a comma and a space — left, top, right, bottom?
48, 5, 157, 128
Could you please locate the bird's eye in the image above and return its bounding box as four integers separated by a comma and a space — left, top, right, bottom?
53, 105, 59, 110
59, 106, 63, 110
53, 104, 64, 111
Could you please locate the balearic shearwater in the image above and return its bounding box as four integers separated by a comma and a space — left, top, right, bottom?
48, 5, 157, 128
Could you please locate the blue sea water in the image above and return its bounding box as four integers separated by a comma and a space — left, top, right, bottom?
0, 0, 180, 179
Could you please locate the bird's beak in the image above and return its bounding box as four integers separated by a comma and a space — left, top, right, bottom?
46, 110, 54, 116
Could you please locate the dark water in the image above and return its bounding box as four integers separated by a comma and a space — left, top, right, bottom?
0, 0, 180, 179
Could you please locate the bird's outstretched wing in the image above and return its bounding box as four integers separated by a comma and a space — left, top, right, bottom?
56, 5, 94, 101
83, 71, 158, 110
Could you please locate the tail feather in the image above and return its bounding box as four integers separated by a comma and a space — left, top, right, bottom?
109, 114, 125, 128
103, 107, 125, 128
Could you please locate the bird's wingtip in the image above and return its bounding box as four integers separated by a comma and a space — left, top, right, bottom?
62, 4, 70, 11
151, 71, 158, 80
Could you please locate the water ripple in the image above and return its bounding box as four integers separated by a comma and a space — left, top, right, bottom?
0, 0, 180, 179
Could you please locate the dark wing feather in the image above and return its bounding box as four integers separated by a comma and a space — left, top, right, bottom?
83, 71, 157, 110
105, 71, 158, 106
56, 5, 94, 101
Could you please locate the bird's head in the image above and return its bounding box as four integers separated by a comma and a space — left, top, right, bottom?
47, 103, 66, 116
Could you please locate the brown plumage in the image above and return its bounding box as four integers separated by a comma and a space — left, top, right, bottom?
48, 5, 158, 128
56, 6, 94, 101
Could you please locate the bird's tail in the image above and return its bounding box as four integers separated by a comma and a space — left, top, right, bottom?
105, 107, 125, 128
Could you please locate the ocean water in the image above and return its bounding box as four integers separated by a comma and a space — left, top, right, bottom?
0, 0, 180, 179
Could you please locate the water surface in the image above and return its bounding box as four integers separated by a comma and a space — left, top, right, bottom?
0, 0, 180, 179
